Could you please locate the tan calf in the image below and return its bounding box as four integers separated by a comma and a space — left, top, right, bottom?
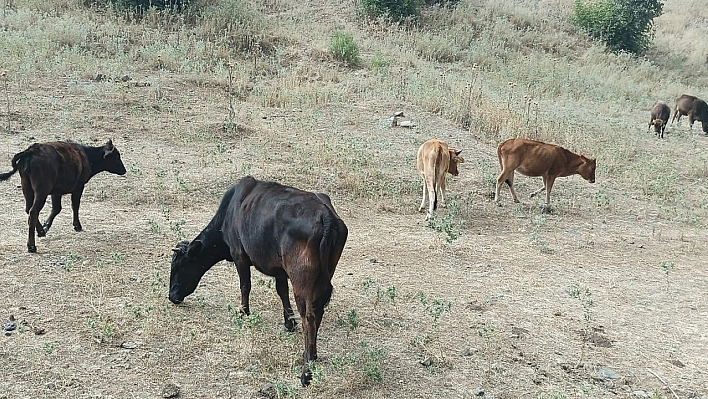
494, 138, 596, 206
416, 138, 464, 220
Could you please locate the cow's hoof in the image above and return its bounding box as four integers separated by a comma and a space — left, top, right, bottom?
284, 319, 297, 332
300, 371, 312, 387
74, 225, 83, 232
27, 246, 37, 253
37, 230, 46, 237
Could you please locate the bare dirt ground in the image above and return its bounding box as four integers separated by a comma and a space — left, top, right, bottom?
1, 71, 707, 399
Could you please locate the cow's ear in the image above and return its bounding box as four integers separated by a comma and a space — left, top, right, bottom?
103, 140, 116, 158
187, 240, 203, 258
457, 156, 465, 164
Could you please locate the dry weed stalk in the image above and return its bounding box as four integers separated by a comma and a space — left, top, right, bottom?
1, 70, 10, 134
226, 61, 235, 121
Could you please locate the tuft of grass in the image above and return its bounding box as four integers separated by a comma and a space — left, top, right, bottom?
329, 30, 361, 67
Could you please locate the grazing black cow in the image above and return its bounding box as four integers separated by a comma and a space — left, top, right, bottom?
169, 176, 348, 387
0, 140, 126, 252
671, 94, 708, 134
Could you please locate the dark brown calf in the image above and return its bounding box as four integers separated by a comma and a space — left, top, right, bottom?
0, 140, 126, 252
494, 138, 596, 206
169, 177, 348, 387
671, 94, 708, 134
649, 100, 671, 138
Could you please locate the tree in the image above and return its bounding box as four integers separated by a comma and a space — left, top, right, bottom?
573, 0, 663, 54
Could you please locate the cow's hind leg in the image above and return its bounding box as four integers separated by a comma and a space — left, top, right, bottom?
27, 193, 49, 252
42, 194, 63, 234
275, 275, 297, 332
294, 289, 317, 386
418, 178, 427, 213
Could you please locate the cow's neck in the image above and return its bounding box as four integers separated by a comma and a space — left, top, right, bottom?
194, 223, 232, 266
82, 145, 106, 177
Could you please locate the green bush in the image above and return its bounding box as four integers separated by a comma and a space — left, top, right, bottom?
329, 31, 361, 67
359, 0, 420, 21
572, 0, 663, 54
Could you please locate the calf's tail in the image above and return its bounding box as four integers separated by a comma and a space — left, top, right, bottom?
0, 150, 29, 181
315, 214, 348, 312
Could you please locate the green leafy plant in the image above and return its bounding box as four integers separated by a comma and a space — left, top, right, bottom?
359, 0, 420, 21
567, 284, 595, 366
329, 31, 361, 67
426, 197, 464, 242
572, 0, 663, 54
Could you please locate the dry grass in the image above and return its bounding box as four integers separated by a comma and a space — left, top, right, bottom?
0, 0, 707, 398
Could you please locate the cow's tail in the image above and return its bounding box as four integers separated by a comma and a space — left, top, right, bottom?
314, 213, 348, 313
0, 150, 29, 181
431, 147, 445, 211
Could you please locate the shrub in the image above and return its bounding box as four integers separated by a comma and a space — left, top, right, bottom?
329, 31, 361, 67
359, 0, 420, 21
572, 0, 663, 54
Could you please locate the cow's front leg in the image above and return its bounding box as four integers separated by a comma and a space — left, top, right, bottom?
70, 188, 85, 232
275, 276, 297, 332
235, 258, 252, 315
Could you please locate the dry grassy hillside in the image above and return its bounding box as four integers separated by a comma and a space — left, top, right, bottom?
0, 1, 707, 398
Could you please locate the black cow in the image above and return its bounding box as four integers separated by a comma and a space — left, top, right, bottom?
0, 140, 126, 252
671, 94, 708, 134
169, 176, 348, 386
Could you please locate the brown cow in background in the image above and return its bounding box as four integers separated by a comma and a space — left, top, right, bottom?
671, 94, 708, 134
494, 138, 596, 207
649, 100, 671, 138
416, 138, 464, 220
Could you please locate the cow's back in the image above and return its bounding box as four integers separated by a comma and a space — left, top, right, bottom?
499, 138, 564, 177
417, 139, 450, 180
20, 142, 90, 193
221, 177, 343, 276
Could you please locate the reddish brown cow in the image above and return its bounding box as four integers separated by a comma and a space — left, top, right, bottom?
648, 100, 671, 138
494, 138, 596, 206
0, 140, 126, 252
671, 94, 708, 134
416, 138, 464, 220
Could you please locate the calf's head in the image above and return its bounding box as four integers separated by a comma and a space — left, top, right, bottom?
447, 148, 464, 176
102, 140, 127, 176
578, 156, 596, 183
169, 239, 208, 304
651, 119, 664, 133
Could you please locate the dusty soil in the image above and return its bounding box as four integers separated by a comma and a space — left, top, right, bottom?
0, 71, 707, 399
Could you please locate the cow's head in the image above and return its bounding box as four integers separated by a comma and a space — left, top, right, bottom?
169, 239, 208, 304
447, 148, 464, 176
578, 156, 596, 183
102, 139, 127, 176
651, 119, 664, 133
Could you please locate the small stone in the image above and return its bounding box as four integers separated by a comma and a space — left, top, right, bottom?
419, 357, 432, 367
162, 382, 180, 398
3, 321, 16, 332
595, 368, 620, 380
631, 390, 648, 398
473, 387, 485, 396
121, 341, 139, 349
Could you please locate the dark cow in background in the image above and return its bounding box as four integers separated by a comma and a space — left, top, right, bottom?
671, 94, 708, 134
169, 176, 348, 387
494, 138, 596, 207
0, 140, 126, 252
649, 100, 671, 138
